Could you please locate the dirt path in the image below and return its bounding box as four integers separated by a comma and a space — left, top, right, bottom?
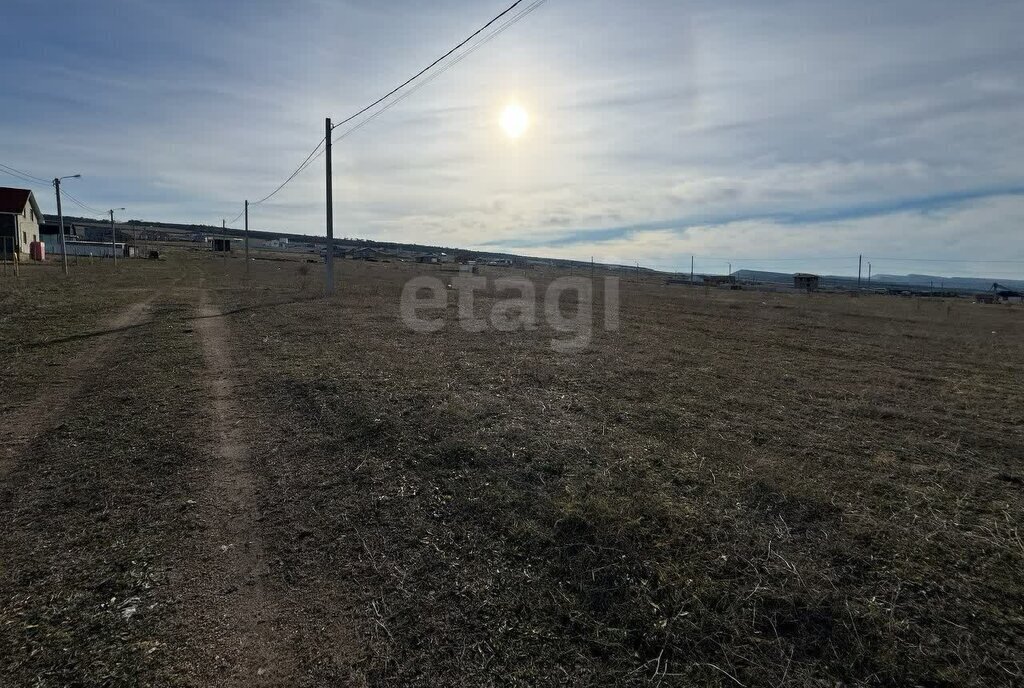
0, 298, 152, 477
179, 289, 291, 686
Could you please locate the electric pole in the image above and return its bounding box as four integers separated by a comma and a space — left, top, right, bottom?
868, 262, 872, 286
325, 117, 335, 296
109, 208, 124, 266
857, 254, 862, 289
690, 255, 694, 283
728, 262, 732, 276
54, 179, 69, 275
244, 200, 250, 278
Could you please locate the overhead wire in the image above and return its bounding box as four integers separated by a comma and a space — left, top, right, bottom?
0, 162, 50, 185
329, 0, 527, 132
243, 0, 545, 212
323, 0, 547, 156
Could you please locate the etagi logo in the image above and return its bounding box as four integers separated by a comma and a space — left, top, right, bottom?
400, 275, 620, 352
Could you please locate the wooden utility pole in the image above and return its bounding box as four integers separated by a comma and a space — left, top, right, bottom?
857, 254, 862, 289
590, 256, 594, 280
110, 210, 116, 266
690, 255, 694, 283
222, 219, 227, 265
54, 178, 69, 275
325, 117, 335, 296
868, 262, 872, 286
244, 200, 250, 278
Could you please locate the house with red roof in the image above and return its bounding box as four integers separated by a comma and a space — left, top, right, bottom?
0, 187, 43, 259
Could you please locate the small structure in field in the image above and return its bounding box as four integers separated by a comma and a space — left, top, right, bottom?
212, 238, 233, 252
0, 187, 43, 259
794, 273, 820, 291
704, 275, 737, 287
344, 247, 390, 261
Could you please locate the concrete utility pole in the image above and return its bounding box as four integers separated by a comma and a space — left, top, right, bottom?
728, 262, 732, 276
222, 219, 227, 265
325, 117, 335, 296
53, 176, 78, 275
868, 262, 872, 286
590, 256, 594, 280
690, 255, 695, 283
109, 208, 124, 266
857, 254, 863, 289
244, 200, 250, 277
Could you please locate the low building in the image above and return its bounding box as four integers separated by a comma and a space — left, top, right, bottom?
212, 238, 233, 252
345, 247, 389, 261
56, 240, 127, 258
0, 187, 43, 258
794, 273, 820, 291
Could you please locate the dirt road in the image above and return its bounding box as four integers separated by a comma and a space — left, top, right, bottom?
169, 290, 293, 685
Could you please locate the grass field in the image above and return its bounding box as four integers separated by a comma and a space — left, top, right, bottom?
1, 250, 1022, 687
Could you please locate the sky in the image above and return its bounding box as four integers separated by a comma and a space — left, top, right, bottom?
2, 0, 1024, 278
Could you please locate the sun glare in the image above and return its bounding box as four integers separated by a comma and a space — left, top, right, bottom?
499, 103, 529, 139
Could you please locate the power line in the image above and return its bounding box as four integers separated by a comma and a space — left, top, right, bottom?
249, 135, 326, 206
331, 0, 547, 145
60, 189, 106, 217
241, 0, 545, 212
0, 162, 50, 185
330, 0, 528, 132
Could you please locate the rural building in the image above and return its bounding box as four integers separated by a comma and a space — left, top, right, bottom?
0, 187, 43, 258
39, 222, 80, 254
794, 273, 820, 291
57, 240, 127, 258
345, 247, 390, 261
212, 238, 233, 251
704, 275, 737, 286
416, 253, 441, 264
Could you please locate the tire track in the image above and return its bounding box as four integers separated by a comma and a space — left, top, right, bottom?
181, 288, 290, 686
0, 298, 153, 477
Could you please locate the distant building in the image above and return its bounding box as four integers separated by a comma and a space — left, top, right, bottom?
0, 187, 43, 258
794, 273, 820, 291
704, 275, 737, 287
415, 253, 440, 264
212, 238, 233, 251
345, 247, 389, 261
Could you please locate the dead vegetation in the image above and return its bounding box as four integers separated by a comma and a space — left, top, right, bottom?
216, 258, 1024, 685
1, 253, 1022, 686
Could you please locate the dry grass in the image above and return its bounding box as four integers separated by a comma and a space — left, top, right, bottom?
212, 257, 1024, 685
1, 251, 1022, 686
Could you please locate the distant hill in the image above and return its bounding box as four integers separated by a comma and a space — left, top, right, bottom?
733, 269, 1024, 291
873, 274, 1024, 291
42, 214, 1024, 287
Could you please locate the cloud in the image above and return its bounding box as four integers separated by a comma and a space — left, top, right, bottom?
0, 0, 1022, 278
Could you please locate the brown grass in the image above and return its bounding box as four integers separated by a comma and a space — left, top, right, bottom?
1, 251, 1022, 686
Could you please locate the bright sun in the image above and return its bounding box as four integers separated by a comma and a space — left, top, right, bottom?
499, 103, 529, 139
